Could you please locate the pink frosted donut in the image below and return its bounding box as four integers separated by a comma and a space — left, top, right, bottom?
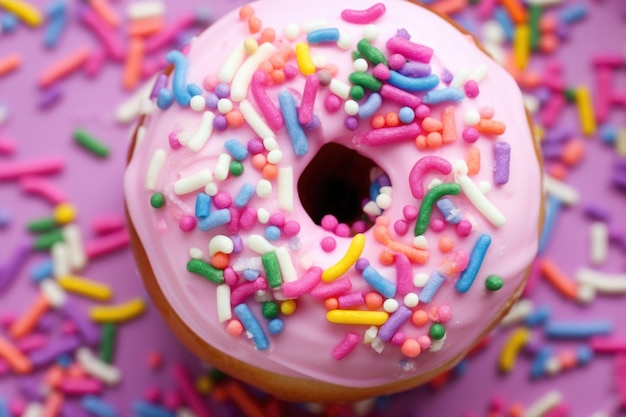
124, 0, 542, 402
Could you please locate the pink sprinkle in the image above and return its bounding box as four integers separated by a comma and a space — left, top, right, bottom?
172, 364, 213, 417
387, 54, 406, 71
430, 218, 446, 233
408, 156, 453, 199
202, 75, 219, 91
14, 334, 47, 353
0, 314, 14, 328
477, 0, 496, 18
144, 14, 195, 53
390, 331, 406, 346
282, 220, 300, 236
324, 94, 342, 113
464, 80, 479, 98
310, 277, 352, 299
456, 219, 472, 237
395, 253, 413, 296
592, 53, 626, 67
0, 156, 64, 180
380, 84, 421, 108
359, 123, 421, 146
394, 219, 409, 236
340, 3, 386, 24
417, 335, 432, 349
372, 63, 390, 81
84, 49, 107, 78
19, 175, 67, 204
230, 278, 267, 306
386, 36, 433, 63
0, 137, 16, 155
247, 138, 265, 154
269, 213, 285, 227
144, 386, 162, 403
321, 214, 338, 231
283, 64, 298, 79
251, 70, 284, 131
337, 292, 365, 309
179, 215, 196, 232
91, 214, 125, 235
478, 106, 495, 119
437, 305, 453, 322
462, 127, 480, 143
331, 332, 359, 360
352, 220, 367, 233
238, 207, 257, 230
403, 205, 418, 221
168, 131, 182, 149
227, 208, 240, 234
414, 104, 431, 120
163, 391, 183, 410
334, 223, 350, 237
147, 351, 163, 369
213, 191, 232, 209
85, 229, 130, 259
540, 94, 566, 128
223, 267, 238, 286
590, 336, 626, 353
9, 398, 26, 417
78, 6, 125, 61
281, 267, 322, 298
299, 74, 319, 125
59, 377, 103, 395
595, 66, 612, 124
320, 236, 336, 252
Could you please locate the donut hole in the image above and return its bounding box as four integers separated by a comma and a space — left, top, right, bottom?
298, 142, 389, 235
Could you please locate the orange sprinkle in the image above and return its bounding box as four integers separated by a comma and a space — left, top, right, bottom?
421, 116, 443, 132
270, 69, 285, 84
38, 46, 91, 88
10, 294, 50, 339
260, 27, 276, 44
500, 0, 527, 24
42, 391, 64, 417
379, 249, 395, 266
438, 236, 454, 253
401, 338, 421, 358
68, 362, 86, 377
371, 115, 385, 129
128, 17, 163, 37
262, 163, 279, 180
508, 403, 525, 417
431, 0, 468, 15
44, 365, 65, 388
415, 134, 427, 150
521, 70, 542, 90
258, 60, 273, 74
539, 257, 578, 299
269, 54, 285, 69
251, 154, 267, 170
539, 33, 559, 54
324, 297, 339, 310
0, 53, 22, 77
90, 0, 119, 27
559, 350, 578, 369
0, 336, 32, 374
365, 292, 383, 309
426, 131, 443, 148
211, 252, 229, 270
411, 310, 429, 327
278, 45, 294, 60
226, 319, 243, 336
225, 110, 244, 128
223, 380, 266, 417
476, 119, 506, 135
562, 139, 585, 166
238, 5, 254, 20
466, 147, 481, 175
385, 112, 400, 127
441, 106, 457, 143
247, 16, 262, 34
547, 163, 567, 180
122, 37, 144, 90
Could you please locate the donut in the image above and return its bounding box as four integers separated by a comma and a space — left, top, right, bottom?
124, 0, 542, 402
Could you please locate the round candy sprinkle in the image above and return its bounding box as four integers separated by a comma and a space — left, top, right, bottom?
150, 192, 165, 208
429, 323, 446, 340
485, 275, 504, 291
262, 301, 279, 319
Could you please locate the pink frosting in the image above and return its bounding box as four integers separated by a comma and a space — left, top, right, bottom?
124, 0, 541, 388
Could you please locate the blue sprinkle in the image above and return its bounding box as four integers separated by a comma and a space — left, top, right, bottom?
453, 358, 469, 376
422, 88, 465, 105
524, 305, 551, 327
0, 13, 19, 33
494, 7, 514, 43
545, 320, 613, 339
82, 396, 118, 417
0, 209, 11, 228
398, 106, 415, 124
456, 234, 492, 293
268, 318, 284, 335
264, 225, 281, 241
165, 50, 192, 106
187, 83, 203, 96
419, 270, 445, 303
388, 72, 440, 92
224, 138, 248, 161
358, 92, 382, 119
278, 91, 308, 156
560, 4, 588, 24
234, 304, 269, 350
307, 28, 340, 44
56, 354, 72, 368
361, 265, 396, 298
133, 401, 175, 417
0, 398, 9, 417
538, 195, 562, 254
234, 183, 255, 208
577, 346, 593, 364
156, 88, 174, 110
243, 269, 259, 281
599, 124, 617, 145
30, 259, 53, 283
44, 1, 67, 48
436, 198, 462, 224
194, 193, 211, 218
369, 180, 381, 202
197, 209, 231, 231
530, 346, 552, 379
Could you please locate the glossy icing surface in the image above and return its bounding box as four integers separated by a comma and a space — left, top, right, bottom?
124, 0, 541, 388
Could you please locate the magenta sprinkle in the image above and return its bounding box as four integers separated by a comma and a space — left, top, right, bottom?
213, 191, 232, 209
320, 236, 336, 252
179, 216, 197, 232
168, 131, 182, 149
324, 94, 342, 113
337, 292, 365, 309
334, 223, 351, 237
408, 155, 453, 199
247, 138, 265, 154
85, 229, 130, 259
394, 219, 409, 235
310, 277, 352, 299
390, 331, 406, 346
395, 253, 413, 296
283, 220, 300, 236
238, 207, 256, 230
352, 220, 367, 233
281, 266, 322, 298
359, 123, 421, 146
462, 127, 480, 143
386, 36, 433, 63
283, 63, 298, 79
331, 332, 359, 360
223, 267, 238, 286
464, 80, 479, 98
414, 104, 431, 120
269, 213, 286, 227
403, 205, 418, 221
321, 214, 339, 231
251, 71, 284, 131
340, 3, 386, 24
456, 219, 472, 237
144, 13, 195, 53
230, 277, 268, 306
373, 63, 391, 80
387, 54, 406, 71
380, 84, 421, 108
299, 74, 319, 125
228, 207, 240, 234
430, 218, 446, 233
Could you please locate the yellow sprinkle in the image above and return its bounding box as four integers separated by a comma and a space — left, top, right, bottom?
616, 128, 626, 158
513, 24, 530, 70
195, 375, 213, 394
575, 85, 597, 137
280, 299, 296, 316
322, 233, 366, 282
53, 203, 76, 225
0, 0, 43, 26
326, 309, 389, 326
58, 275, 113, 301
243, 38, 258, 55
498, 327, 531, 373
90, 298, 146, 323
295, 43, 315, 76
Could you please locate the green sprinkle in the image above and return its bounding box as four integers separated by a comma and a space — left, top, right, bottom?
350, 85, 365, 101
262, 301, 279, 319
351, 51, 362, 61
150, 192, 165, 208
99, 322, 117, 363
74, 129, 110, 158
27, 217, 57, 233
229, 160, 244, 177
261, 251, 282, 289
348, 72, 382, 92
356, 39, 387, 66
468, 0, 479, 5
564, 88, 577, 103
486, 275, 504, 291
529, 4, 542, 51
414, 183, 462, 236
430, 323, 446, 340
33, 228, 64, 251
186, 259, 224, 284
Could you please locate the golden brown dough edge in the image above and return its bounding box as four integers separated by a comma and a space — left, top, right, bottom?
123, 0, 545, 403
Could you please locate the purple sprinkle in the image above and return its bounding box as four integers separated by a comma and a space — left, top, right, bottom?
355, 258, 370, 273
214, 82, 230, 98
377, 174, 391, 187
0, 241, 31, 295
36, 312, 56, 332
541, 142, 564, 159
614, 158, 626, 171
534, 86, 552, 104
205, 93, 219, 109
305, 114, 321, 130
0, 208, 10, 228
544, 128, 572, 143
344, 116, 359, 131
583, 203, 611, 222
39, 85, 63, 109
19, 376, 44, 401
398, 62, 432, 78
441, 67, 454, 85
247, 138, 265, 154
28, 335, 82, 367
396, 28, 411, 40
59, 300, 101, 346
555, 22, 570, 40
493, 142, 511, 185
231, 235, 243, 254
378, 306, 412, 342
212, 115, 228, 131
150, 73, 168, 99
612, 173, 626, 192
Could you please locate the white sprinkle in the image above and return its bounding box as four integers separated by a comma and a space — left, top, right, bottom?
544, 356, 561, 376
135, 125, 146, 148
353, 58, 368, 72
524, 94, 540, 114
337, 32, 353, 50
139, 97, 154, 115
267, 149, 283, 164
329, 78, 351, 100
218, 42, 247, 84
174, 169, 213, 195
379, 186, 392, 196
247, 234, 276, 254
576, 268, 626, 293
214, 153, 232, 181
231, 42, 277, 102
522, 390, 562, 417
62, 224, 87, 271
383, 298, 399, 313
204, 182, 218, 196
362, 24, 379, 41
186, 111, 216, 152
277, 167, 294, 212
590, 221, 609, 266
216, 284, 232, 323
114, 74, 157, 123
126, 0, 165, 19
76, 347, 122, 385
482, 21, 506, 45
363, 326, 378, 344
311, 53, 327, 69
464, 109, 481, 126
40, 279, 67, 308
276, 246, 297, 283
429, 333, 446, 352
455, 160, 506, 227
189, 248, 203, 259
217, 98, 233, 114
468, 64, 489, 83
22, 402, 44, 417
375, 193, 392, 210
189, 95, 206, 112
404, 293, 419, 308
413, 273, 429, 287
363, 201, 382, 216
450, 68, 470, 89
478, 181, 492, 194
500, 299, 534, 327
284, 23, 301, 40
239, 99, 274, 139
208, 235, 234, 256
301, 19, 328, 33
544, 174, 579, 205
257, 208, 270, 224
370, 337, 385, 353
144, 149, 167, 190
256, 179, 272, 198
263, 136, 279, 151
576, 283, 596, 304
344, 100, 359, 116
52, 242, 70, 278
413, 235, 428, 250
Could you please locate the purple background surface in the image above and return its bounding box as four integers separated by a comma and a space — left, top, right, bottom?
1, 0, 625, 416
